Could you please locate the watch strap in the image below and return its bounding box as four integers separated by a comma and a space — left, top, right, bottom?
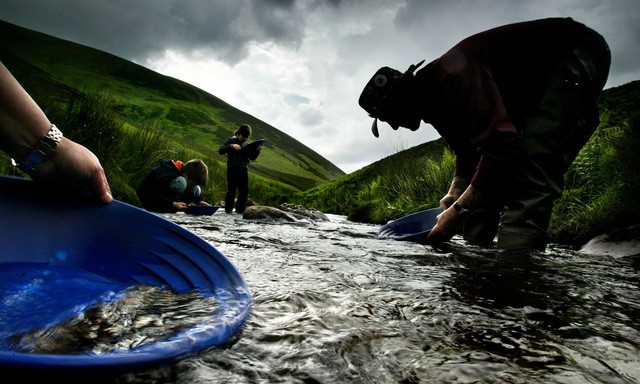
453, 201, 471, 218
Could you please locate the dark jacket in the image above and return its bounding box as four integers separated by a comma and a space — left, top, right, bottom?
136, 159, 202, 212
218, 137, 259, 169
417, 17, 589, 192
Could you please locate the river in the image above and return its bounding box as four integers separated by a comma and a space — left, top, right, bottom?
14, 207, 621, 383
96, 209, 637, 384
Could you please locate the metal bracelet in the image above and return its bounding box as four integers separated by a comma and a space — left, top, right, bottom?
16, 124, 63, 174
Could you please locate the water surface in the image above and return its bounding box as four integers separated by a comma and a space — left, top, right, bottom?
24, 210, 637, 383
130, 210, 639, 384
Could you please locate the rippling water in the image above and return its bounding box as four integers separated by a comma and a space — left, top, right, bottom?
69, 211, 640, 382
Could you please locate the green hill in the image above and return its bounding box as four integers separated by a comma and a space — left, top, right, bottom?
0, 19, 345, 193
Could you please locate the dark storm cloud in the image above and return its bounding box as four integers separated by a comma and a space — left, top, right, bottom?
5, 0, 637, 86
393, 0, 640, 87
590, 4, 640, 86
1, 0, 315, 65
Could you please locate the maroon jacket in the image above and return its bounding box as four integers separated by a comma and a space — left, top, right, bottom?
416, 17, 587, 192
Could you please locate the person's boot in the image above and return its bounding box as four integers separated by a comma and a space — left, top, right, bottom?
225, 194, 235, 214
235, 196, 248, 214
497, 225, 548, 251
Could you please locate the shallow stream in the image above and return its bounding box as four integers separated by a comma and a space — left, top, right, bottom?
105, 210, 640, 384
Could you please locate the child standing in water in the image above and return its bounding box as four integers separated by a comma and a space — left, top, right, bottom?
218, 124, 262, 213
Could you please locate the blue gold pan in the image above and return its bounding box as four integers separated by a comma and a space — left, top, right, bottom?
0, 176, 251, 375
241, 138, 266, 153
185, 204, 220, 215
376, 207, 441, 242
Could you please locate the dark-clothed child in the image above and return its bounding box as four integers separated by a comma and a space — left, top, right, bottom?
218, 124, 262, 214
136, 158, 210, 213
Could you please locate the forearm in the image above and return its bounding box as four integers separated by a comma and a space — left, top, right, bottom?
449, 176, 469, 196
439, 175, 490, 218
439, 176, 469, 209
455, 184, 490, 211
0, 61, 52, 161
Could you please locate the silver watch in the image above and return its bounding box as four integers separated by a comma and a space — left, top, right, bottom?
16, 124, 63, 174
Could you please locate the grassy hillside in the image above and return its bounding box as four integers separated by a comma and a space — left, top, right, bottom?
297, 138, 449, 220
0, 19, 344, 193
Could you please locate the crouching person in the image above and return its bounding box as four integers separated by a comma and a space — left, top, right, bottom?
137, 158, 210, 213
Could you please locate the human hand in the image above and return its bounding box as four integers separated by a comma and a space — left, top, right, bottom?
232, 144, 241, 151
198, 201, 211, 206
425, 206, 461, 243
34, 138, 112, 204
173, 201, 188, 211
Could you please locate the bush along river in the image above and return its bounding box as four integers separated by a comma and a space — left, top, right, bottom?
28, 208, 640, 383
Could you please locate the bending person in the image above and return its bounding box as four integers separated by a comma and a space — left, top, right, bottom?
136, 158, 210, 213
358, 18, 610, 250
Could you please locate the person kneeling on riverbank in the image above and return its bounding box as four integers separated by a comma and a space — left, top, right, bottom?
136, 158, 211, 213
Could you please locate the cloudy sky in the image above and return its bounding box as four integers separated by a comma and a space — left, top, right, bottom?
2, 0, 639, 173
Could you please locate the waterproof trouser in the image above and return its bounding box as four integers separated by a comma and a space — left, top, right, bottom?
225, 166, 249, 214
